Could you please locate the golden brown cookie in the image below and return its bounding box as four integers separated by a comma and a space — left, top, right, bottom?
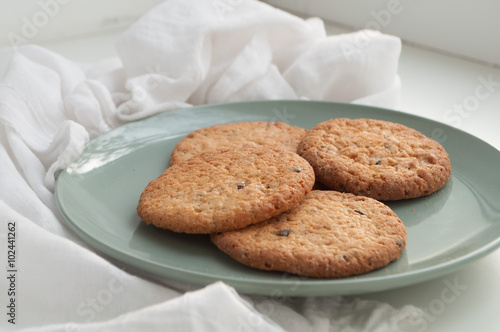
137, 146, 315, 234
297, 118, 451, 200
169, 121, 307, 166
211, 190, 406, 278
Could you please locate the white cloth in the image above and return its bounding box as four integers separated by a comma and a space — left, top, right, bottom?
0, 0, 422, 331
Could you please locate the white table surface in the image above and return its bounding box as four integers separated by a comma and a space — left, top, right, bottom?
38, 23, 500, 332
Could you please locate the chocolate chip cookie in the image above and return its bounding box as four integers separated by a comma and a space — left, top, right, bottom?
169, 121, 307, 165
137, 146, 315, 234
211, 190, 406, 278
298, 118, 451, 200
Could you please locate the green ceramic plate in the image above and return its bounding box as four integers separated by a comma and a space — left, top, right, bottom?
55, 100, 500, 296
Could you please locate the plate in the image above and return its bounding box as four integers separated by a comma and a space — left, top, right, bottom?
55, 100, 500, 296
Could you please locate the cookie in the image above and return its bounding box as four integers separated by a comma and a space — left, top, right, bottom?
137, 146, 315, 234
297, 118, 451, 200
169, 121, 307, 166
211, 190, 406, 278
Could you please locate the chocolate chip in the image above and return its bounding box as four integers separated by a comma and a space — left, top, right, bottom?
237, 181, 249, 190
343, 255, 349, 262
276, 229, 291, 237
292, 166, 302, 173
367, 256, 373, 265
354, 209, 366, 215
375, 160, 381, 165
396, 239, 404, 248
320, 145, 326, 148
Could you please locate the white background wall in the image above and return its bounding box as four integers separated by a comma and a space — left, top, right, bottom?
1, 0, 499, 67
0, 0, 164, 48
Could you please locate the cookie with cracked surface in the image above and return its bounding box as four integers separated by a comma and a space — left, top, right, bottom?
211, 190, 406, 278
137, 146, 315, 234
297, 118, 451, 200
169, 121, 307, 166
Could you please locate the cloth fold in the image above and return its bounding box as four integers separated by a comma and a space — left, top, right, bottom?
0, 0, 421, 331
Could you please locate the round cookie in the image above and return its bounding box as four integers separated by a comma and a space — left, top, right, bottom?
297, 118, 451, 200
137, 146, 315, 234
211, 190, 406, 278
169, 121, 307, 166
